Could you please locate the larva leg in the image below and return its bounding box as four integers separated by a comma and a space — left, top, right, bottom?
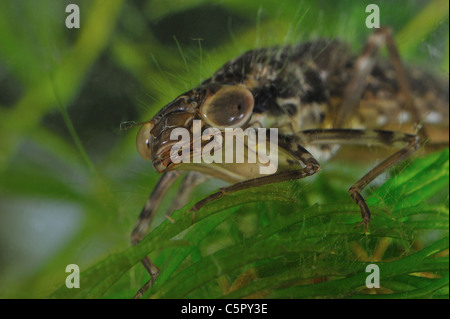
334, 27, 427, 141
131, 171, 180, 298
131, 171, 181, 246
297, 128, 420, 232
165, 172, 209, 220
132, 171, 208, 298
186, 140, 321, 220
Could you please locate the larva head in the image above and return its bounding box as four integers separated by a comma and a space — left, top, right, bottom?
136, 84, 255, 173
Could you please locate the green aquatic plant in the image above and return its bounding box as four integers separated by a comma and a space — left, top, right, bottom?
0, 0, 447, 299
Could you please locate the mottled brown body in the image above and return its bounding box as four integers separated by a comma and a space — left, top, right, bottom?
205, 39, 448, 142
132, 28, 449, 297
145, 37, 448, 174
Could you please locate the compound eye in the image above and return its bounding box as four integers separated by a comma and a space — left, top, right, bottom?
200, 85, 254, 128
136, 122, 154, 160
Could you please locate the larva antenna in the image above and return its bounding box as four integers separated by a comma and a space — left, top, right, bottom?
120, 120, 151, 131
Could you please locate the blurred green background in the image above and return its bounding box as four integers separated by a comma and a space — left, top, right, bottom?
0, 0, 448, 298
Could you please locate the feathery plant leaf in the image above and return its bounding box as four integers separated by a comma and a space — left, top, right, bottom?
50, 148, 449, 298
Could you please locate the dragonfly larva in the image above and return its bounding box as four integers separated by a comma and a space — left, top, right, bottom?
131, 28, 449, 296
